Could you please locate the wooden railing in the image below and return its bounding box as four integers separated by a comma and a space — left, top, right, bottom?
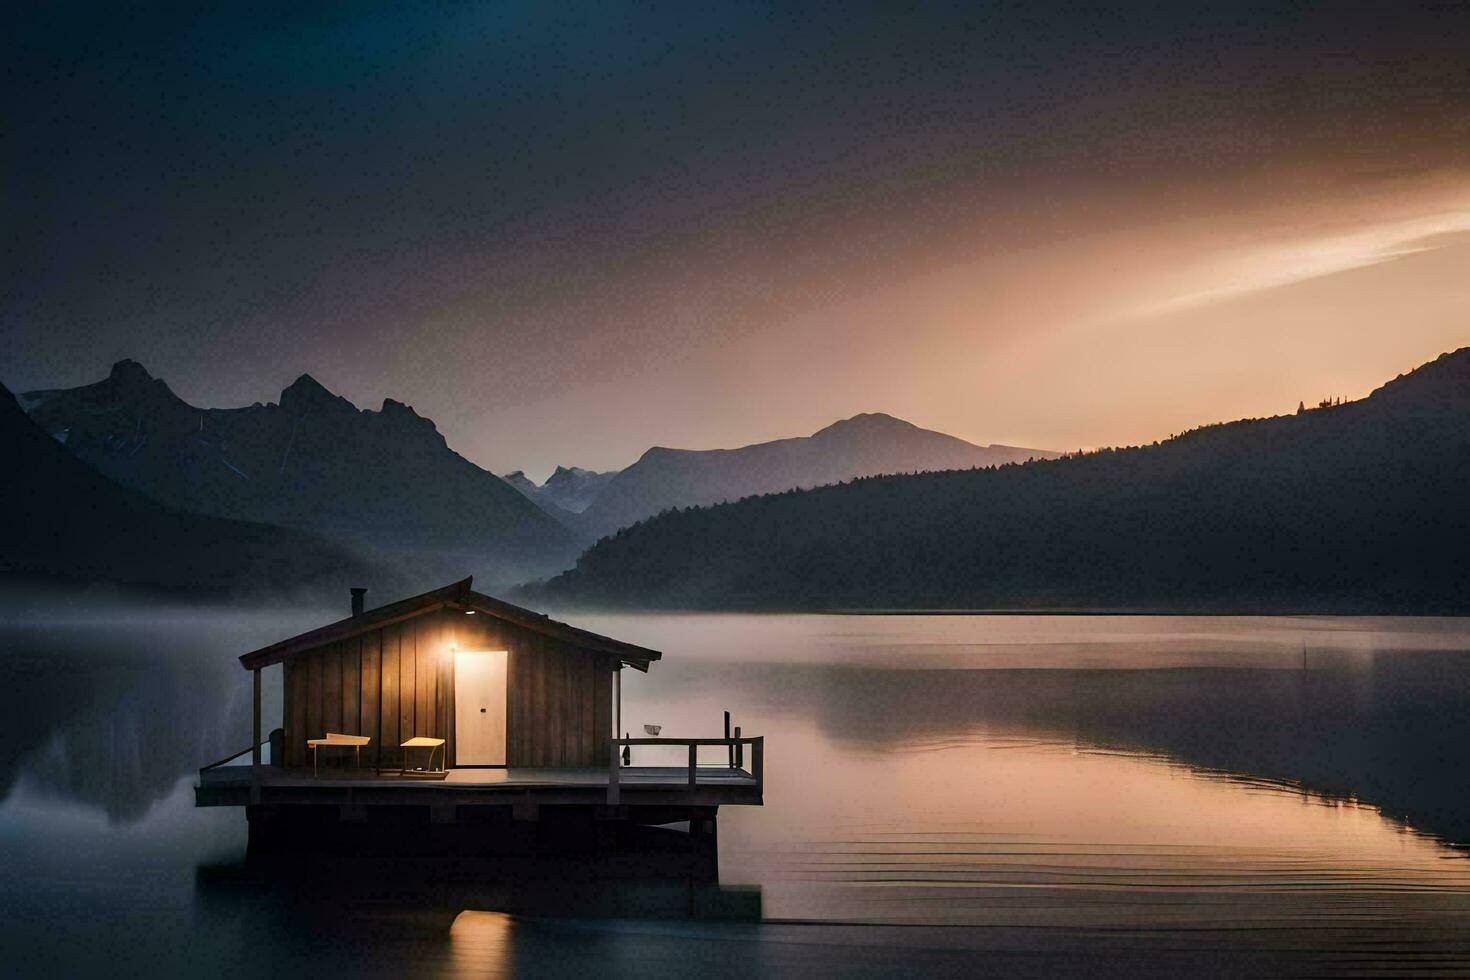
198, 740, 266, 777
606, 736, 764, 805
198, 739, 272, 803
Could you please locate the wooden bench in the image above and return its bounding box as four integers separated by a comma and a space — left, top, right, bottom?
400, 736, 446, 776
306, 732, 371, 776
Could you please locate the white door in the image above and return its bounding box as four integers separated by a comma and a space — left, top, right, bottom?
455, 650, 507, 765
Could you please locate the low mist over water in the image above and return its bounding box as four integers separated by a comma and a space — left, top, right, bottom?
7, 601, 1470, 975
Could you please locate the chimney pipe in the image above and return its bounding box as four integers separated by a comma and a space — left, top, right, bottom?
350, 588, 367, 616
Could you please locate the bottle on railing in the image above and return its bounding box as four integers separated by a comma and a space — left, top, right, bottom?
621, 732, 631, 767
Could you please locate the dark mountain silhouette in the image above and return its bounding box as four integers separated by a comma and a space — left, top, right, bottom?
22, 361, 581, 586
575, 412, 1058, 539
0, 380, 377, 598
502, 465, 617, 516
531, 348, 1470, 612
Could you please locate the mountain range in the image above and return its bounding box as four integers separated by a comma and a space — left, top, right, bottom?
503, 466, 618, 516
21, 361, 579, 588
20, 363, 1058, 569
567, 413, 1058, 539
529, 348, 1470, 613
0, 379, 377, 599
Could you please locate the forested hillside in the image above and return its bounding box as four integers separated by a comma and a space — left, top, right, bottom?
532, 349, 1470, 613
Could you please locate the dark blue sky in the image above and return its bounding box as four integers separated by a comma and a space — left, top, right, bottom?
6, 3, 1469, 476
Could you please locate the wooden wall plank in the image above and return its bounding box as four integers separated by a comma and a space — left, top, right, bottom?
432, 614, 443, 738
546, 638, 559, 766
553, 643, 566, 767
558, 643, 571, 765
567, 646, 580, 766
511, 634, 526, 766
550, 644, 566, 767
515, 636, 529, 766
439, 609, 452, 743
399, 618, 416, 740
518, 640, 531, 765
546, 641, 556, 764
592, 662, 611, 764
299, 656, 313, 765
432, 612, 443, 739
411, 617, 425, 740
576, 658, 592, 766
564, 646, 576, 769
416, 616, 433, 741
285, 661, 304, 767
361, 631, 380, 768
307, 648, 324, 743
429, 612, 440, 743
444, 622, 456, 765
323, 643, 343, 737
505, 637, 520, 766
531, 635, 548, 765
342, 637, 361, 736
580, 653, 590, 763
523, 641, 536, 765
566, 644, 580, 766
520, 637, 538, 764
323, 644, 342, 765
596, 663, 608, 763
381, 625, 400, 768
553, 641, 566, 766
281, 662, 293, 766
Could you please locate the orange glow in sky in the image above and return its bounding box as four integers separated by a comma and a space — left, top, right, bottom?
479, 166, 1470, 475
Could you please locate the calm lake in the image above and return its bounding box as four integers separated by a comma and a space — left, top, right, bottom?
7, 605, 1470, 977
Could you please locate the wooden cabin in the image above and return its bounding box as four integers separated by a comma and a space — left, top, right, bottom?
239, 577, 656, 771
197, 577, 763, 860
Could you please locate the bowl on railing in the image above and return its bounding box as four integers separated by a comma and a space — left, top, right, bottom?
643, 724, 661, 736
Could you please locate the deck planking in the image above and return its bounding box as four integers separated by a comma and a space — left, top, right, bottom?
195, 765, 760, 810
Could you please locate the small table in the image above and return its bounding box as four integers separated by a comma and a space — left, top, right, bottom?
306, 733, 371, 776
400, 736, 446, 774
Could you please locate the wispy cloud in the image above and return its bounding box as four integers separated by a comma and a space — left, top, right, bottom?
1124, 206, 1470, 320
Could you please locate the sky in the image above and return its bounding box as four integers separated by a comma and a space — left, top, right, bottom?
5, 2, 1470, 480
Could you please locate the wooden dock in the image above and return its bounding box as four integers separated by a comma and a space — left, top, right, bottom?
199, 739, 761, 868
197, 763, 762, 810
196, 735, 764, 822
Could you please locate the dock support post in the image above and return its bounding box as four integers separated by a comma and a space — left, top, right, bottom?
250, 667, 262, 804
608, 739, 621, 805
689, 807, 720, 885
708, 809, 719, 885
725, 711, 732, 768
688, 743, 698, 788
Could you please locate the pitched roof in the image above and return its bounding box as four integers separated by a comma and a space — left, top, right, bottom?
238, 576, 661, 671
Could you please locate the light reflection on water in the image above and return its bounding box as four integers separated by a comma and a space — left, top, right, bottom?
7, 607, 1470, 975
447, 911, 513, 976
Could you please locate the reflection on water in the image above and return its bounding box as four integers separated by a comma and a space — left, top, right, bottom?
8, 607, 1470, 975
447, 911, 512, 975
0, 607, 322, 821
